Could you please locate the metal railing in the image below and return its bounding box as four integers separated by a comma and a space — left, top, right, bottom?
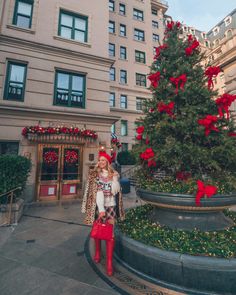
0, 187, 21, 226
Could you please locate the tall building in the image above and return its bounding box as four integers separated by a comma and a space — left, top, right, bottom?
0, 0, 168, 202
108, 0, 168, 151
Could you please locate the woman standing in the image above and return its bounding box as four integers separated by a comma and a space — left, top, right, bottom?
81, 151, 125, 276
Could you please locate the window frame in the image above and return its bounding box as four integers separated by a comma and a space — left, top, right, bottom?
0, 141, 19, 155
109, 43, 115, 57
120, 95, 127, 109
120, 46, 127, 59
110, 67, 116, 81
152, 20, 158, 29
133, 8, 144, 21
109, 92, 115, 107
119, 3, 126, 15
54, 70, 86, 108
136, 97, 144, 111
58, 10, 88, 42
4, 61, 27, 101
13, 0, 34, 29
119, 24, 126, 37
153, 33, 159, 42
121, 142, 128, 151
109, 20, 115, 34
151, 8, 157, 15
134, 28, 145, 41
121, 120, 128, 136
109, 0, 115, 12
111, 123, 116, 133
135, 50, 146, 63
136, 73, 146, 87
120, 70, 127, 84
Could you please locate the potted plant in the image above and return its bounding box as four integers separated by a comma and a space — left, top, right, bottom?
0, 155, 31, 225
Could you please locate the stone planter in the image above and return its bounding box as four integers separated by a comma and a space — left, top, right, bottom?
137, 189, 236, 231
0, 198, 24, 225
115, 230, 236, 294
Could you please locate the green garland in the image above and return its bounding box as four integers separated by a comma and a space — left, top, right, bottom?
118, 205, 236, 259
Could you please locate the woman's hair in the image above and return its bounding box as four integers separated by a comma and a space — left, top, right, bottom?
94, 157, 115, 179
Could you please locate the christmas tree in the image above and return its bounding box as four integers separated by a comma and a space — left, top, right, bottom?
135, 21, 236, 203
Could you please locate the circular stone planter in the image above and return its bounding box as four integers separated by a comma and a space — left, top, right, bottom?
115, 230, 236, 294
137, 188, 236, 231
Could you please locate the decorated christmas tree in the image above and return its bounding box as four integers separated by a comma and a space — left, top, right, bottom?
135, 21, 236, 203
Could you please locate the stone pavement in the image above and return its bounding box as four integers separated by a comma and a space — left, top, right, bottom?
0, 187, 141, 295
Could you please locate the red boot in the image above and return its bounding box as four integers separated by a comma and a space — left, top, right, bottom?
106, 238, 115, 276
93, 238, 101, 263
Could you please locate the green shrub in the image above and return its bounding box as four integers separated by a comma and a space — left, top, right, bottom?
117, 151, 136, 165
0, 155, 31, 203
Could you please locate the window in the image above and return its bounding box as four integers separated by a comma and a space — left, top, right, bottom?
120, 46, 127, 59
109, 43, 115, 57
109, 92, 115, 107
136, 97, 144, 111
4, 61, 27, 101
54, 71, 86, 108
214, 39, 220, 47
227, 30, 233, 38
58, 10, 88, 42
153, 33, 159, 42
111, 124, 115, 133
110, 67, 115, 81
135, 50, 145, 63
0, 142, 19, 155
119, 4, 126, 15
152, 20, 158, 28
109, 0, 115, 12
120, 24, 126, 36
120, 95, 127, 108
133, 9, 144, 21
153, 46, 157, 55
213, 27, 219, 36
224, 17, 231, 26
152, 8, 157, 15
120, 70, 127, 84
134, 29, 145, 41
121, 120, 128, 136
109, 21, 115, 33
13, 0, 34, 29
136, 73, 146, 87
205, 41, 209, 47
121, 143, 128, 151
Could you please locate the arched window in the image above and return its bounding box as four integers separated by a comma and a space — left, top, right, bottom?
227, 30, 232, 38
214, 39, 220, 47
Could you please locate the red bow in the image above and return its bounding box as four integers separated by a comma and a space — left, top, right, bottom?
198, 115, 219, 136
205, 66, 221, 89
215, 93, 236, 120
157, 101, 175, 117
148, 72, 161, 88
140, 148, 155, 160
136, 126, 145, 134
195, 180, 217, 206
170, 74, 187, 94
154, 44, 168, 59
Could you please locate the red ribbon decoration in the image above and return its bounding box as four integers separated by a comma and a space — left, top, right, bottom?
185, 39, 200, 56
215, 93, 236, 120
170, 74, 187, 94
157, 101, 175, 117
198, 115, 219, 136
205, 66, 221, 89
195, 180, 217, 206
140, 148, 155, 160
148, 72, 161, 88
154, 44, 168, 59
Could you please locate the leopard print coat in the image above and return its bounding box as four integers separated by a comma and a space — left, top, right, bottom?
81, 169, 125, 225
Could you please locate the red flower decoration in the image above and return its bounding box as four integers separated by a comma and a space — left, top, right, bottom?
148, 72, 161, 88
170, 74, 187, 94
198, 115, 219, 136
140, 148, 155, 160
43, 151, 58, 165
136, 126, 145, 134
157, 101, 175, 117
215, 93, 236, 120
148, 159, 156, 167
65, 150, 78, 164
195, 180, 217, 206
166, 21, 175, 30
205, 66, 221, 89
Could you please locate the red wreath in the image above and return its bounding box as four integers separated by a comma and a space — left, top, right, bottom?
43, 151, 58, 165
65, 150, 78, 164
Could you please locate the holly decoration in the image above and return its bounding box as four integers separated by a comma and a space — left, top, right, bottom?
43, 151, 58, 165
65, 150, 78, 164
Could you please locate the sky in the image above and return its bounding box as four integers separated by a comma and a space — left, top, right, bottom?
166, 0, 236, 32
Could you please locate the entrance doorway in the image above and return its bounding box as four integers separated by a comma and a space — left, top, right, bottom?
36, 144, 83, 201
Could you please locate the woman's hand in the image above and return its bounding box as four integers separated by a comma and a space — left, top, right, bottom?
99, 211, 106, 218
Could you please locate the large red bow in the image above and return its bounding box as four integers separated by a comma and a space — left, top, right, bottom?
215, 93, 236, 120
140, 148, 155, 160
154, 44, 168, 59
157, 101, 175, 117
198, 115, 219, 136
195, 180, 217, 206
185, 39, 200, 56
148, 71, 161, 88
170, 74, 187, 94
205, 66, 221, 89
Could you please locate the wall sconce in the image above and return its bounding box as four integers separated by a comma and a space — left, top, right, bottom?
89, 153, 94, 162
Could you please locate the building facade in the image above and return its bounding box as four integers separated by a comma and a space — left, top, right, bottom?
0, 0, 119, 202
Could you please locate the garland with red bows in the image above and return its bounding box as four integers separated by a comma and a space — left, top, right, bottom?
65, 150, 78, 164
43, 151, 58, 165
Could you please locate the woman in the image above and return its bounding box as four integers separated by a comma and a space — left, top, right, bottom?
81, 150, 125, 276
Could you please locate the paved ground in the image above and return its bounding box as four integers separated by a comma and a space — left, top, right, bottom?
0, 187, 140, 295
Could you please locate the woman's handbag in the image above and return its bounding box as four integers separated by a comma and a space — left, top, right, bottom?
90, 219, 113, 240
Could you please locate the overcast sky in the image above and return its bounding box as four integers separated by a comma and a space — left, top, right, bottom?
166, 0, 235, 32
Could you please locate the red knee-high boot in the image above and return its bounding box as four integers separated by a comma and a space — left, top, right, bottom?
93, 238, 101, 263
106, 238, 115, 276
